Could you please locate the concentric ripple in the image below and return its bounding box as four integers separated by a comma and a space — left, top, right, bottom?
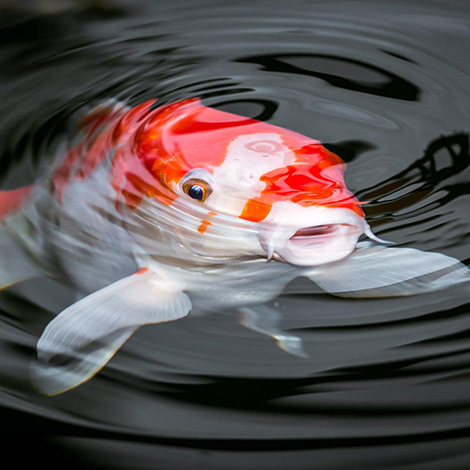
1, 0, 470, 468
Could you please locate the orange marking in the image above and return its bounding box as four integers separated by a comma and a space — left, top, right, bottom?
135, 267, 149, 275
239, 198, 273, 223
197, 220, 212, 233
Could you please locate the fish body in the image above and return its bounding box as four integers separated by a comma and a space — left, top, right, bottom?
4, 98, 366, 302
1, 98, 469, 394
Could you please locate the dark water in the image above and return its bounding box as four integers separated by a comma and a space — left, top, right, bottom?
1, 1, 470, 468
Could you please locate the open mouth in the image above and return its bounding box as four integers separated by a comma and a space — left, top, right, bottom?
291, 224, 337, 239
273, 222, 361, 266
289, 223, 357, 245
258, 212, 365, 266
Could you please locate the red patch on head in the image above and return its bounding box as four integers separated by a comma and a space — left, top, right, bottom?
134, 99, 261, 185
52, 97, 363, 220
239, 142, 363, 222
123, 100, 363, 218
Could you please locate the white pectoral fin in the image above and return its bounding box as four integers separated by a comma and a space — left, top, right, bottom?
307, 242, 470, 298
33, 269, 191, 395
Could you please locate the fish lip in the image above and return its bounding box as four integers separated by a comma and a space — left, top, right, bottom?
281, 222, 362, 266
259, 221, 364, 265
289, 223, 356, 240
285, 223, 361, 256
257, 204, 369, 265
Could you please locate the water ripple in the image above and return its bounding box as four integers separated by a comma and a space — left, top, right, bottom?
1, 1, 470, 468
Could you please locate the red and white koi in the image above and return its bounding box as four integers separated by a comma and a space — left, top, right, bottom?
0, 98, 468, 394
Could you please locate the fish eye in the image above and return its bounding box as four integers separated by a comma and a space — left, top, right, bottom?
182, 179, 212, 202
188, 184, 204, 201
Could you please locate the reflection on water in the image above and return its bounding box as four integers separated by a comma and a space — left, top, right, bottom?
1, 0, 470, 468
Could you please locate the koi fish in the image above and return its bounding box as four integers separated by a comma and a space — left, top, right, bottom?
1, 98, 469, 395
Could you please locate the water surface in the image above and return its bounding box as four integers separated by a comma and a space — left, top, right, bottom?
1, 1, 470, 468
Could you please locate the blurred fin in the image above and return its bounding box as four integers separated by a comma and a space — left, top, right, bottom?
33, 269, 191, 395
0, 224, 40, 289
307, 242, 470, 298
0, 186, 34, 223
239, 305, 308, 358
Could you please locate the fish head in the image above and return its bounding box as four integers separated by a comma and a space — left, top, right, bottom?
116, 98, 372, 266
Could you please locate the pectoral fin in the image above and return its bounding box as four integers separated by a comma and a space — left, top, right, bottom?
33, 269, 191, 395
307, 242, 470, 298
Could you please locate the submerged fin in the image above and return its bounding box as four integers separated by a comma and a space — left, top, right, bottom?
33, 269, 191, 395
307, 242, 470, 298
0, 223, 41, 289
239, 305, 308, 358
